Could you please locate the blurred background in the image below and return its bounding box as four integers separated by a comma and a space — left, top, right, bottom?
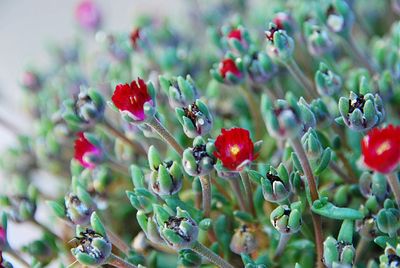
0, 1, 188, 266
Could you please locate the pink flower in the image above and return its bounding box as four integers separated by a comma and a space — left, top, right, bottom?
75, 0, 101, 31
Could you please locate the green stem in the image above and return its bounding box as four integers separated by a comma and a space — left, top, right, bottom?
284, 58, 319, 99
5, 247, 30, 268
146, 117, 184, 155
101, 119, 147, 155
107, 253, 137, 268
106, 229, 131, 256
238, 85, 265, 140
386, 172, 400, 208
342, 35, 377, 74
290, 137, 324, 268
229, 177, 247, 212
354, 237, 369, 265
199, 175, 212, 217
239, 170, 256, 217
274, 234, 291, 259
329, 161, 356, 184
31, 219, 63, 240
192, 241, 234, 268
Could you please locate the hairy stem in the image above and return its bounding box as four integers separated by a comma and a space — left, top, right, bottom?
274, 234, 291, 259
229, 177, 247, 212
329, 161, 356, 184
285, 58, 319, 99
146, 117, 184, 155
107, 253, 137, 268
290, 137, 323, 268
343, 35, 377, 74
386, 172, 400, 208
354, 237, 369, 265
192, 241, 234, 268
238, 85, 265, 140
239, 170, 256, 217
101, 119, 146, 155
199, 175, 212, 217
106, 229, 131, 256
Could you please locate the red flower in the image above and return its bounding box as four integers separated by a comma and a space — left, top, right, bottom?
361, 125, 400, 174
272, 12, 290, 31
219, 59, 241, 78
214, 128, 256, 171
74, 132, 101, 169
130, 28, 141, 49
227, 29, 242, 40
111, 78, 153, 121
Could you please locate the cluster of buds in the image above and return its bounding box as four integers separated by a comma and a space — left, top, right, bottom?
176, 100, 213, 138
261, 93, 315, 140
303, 20, 334, 57
159, 75, 199, 109
249, 164, 291, 203
153, 206, 199, 250
182, 137, 216, 176
270, 201, 302, 234
314, 62, 342, 96
71, 213, 112, 266
323, 220, 355, 268
148, 146, 183, 197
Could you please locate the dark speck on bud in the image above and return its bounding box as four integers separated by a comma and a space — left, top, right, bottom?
176, 100, 212, 138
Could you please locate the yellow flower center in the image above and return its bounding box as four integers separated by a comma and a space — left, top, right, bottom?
230, 144, 240, 156
376, 141, 391, 155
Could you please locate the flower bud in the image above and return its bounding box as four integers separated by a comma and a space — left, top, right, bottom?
21, 70, 42, 92
22, 238, 57, 265
249, 164, 291, 203
270, 201, 302, 234
153, 205, 199, 250
229, 224, 258, 254
159, 75, 199, 108
136, 210, 164, 244
320, 0, 354, 36
272, 11, 296, 36
127, 189, 157, 214
148, 147, 183, 196
337, 87, 384, 132
211, 53, 244, 85
176, 100, 213, 138
65, 186, 96, 225
75, 0, 102, 31
315, 62, 342, 96
359, 172, 389, 203
304, 21, 334, 57
379, 243, 400, 267
221, 25, 251, 55
301, 128, 324, 161
62, 88, 105, 130
261, 93, 315, 140
323, 220, 355, 268
244, 51, 277, 84
1, 194, 37, 223
265, 23, 294, 62
74, 132, 104, 169
178, 249, 202, 268
376, 201, 400, 238
71, 213, 111, 266
182, 137, 216, 176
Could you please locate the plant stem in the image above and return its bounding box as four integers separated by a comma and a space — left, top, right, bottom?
239, 170, 256, 217
106, 229, 131, 256
101, 119, 146, 155
31, 218, 63, 240
329, 161, 356, 184
386, 172, 400, 208
199, 175, 212, 217
290, 137, 324, 268
274, 234, 291, 259
238, 85, 265, 140
229, 177, 247, 212
192, 241, 234, 268
285, 58, 319, 99
5, 247, 30, 268
107, 253, 137, 268
354, 237, 369, 265
342, 35, 377, 74
146, 117, 184, 155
